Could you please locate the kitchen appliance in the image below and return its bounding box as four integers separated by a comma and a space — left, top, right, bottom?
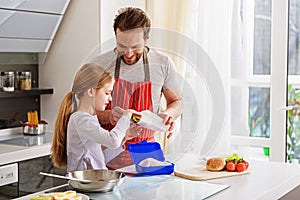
0, 163, 18, 187
42, 175, 230, 200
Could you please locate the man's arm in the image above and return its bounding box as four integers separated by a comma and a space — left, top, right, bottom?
157, 87, 182, 139
96, 110, 111, 124
96, 107, 125, 125
162, 87, 182, 120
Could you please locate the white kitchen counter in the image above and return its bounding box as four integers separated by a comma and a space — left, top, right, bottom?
175, 154, 300, 199
0, 127, 299, 200
0, 130, 52, 166
13, 153, 300, 200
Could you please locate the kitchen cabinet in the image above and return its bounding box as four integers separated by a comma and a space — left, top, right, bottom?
0, 132, 66, 199
0, 62, 53, 129
0, 9, 62, 40
0, 0, 69, 15
0, 9, 61, 53
0, 88, 53, 98
0, 156, 66, 199
18, 156, 66, 197
0, 38, 51, 53
0, 0, 70, 53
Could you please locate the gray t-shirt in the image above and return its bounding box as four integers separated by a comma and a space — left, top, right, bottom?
92, 48, 181, 113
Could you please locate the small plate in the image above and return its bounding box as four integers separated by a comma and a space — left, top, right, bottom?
39, 192, 89, 200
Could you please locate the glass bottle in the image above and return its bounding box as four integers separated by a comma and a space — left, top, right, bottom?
15, 71, 22, 90
0, 72, 2, 91
20, 71, 31, 90
2, 72, 15, 92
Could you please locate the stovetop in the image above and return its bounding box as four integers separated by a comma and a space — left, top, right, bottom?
0, 132, 53, 147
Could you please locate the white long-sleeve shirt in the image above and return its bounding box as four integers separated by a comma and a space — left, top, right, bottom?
67, 111, 129, 172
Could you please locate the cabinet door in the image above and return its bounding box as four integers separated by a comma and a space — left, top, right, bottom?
18, 156, 67, 196
0, 9, 62, 40
0, 38, 51, 52
0, 0, 70, 15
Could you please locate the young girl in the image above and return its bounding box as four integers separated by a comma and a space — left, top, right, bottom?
51, 63, 140, 172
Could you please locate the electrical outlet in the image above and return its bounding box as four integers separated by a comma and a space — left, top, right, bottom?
0, 163, 18, 186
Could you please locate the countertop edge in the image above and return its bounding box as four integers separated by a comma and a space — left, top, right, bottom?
0, 143, 51, 165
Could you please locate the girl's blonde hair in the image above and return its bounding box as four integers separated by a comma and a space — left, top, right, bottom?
51, 63, 113, 168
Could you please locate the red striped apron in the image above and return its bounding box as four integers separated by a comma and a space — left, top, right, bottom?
104, 48, 155, 170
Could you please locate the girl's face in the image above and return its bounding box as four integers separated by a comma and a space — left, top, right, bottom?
95, 81, 113, 111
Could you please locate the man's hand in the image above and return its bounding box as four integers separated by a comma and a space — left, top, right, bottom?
110, 106, 124, 125
158, 112, 175, 139
122, 123, 143, 145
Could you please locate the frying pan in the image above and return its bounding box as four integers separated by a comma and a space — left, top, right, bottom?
40, 169, 124, 192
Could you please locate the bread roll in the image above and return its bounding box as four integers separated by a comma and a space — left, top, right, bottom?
206, 157, 226, 171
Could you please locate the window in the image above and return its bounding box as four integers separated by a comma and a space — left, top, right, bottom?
148, 0, 290, 162
231, 0, 288, 162
287, 0, 300, 163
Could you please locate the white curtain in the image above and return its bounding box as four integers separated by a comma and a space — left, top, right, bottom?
147, 0, 233, 157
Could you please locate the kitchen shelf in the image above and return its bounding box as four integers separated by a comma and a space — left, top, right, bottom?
0, 88, 53, 98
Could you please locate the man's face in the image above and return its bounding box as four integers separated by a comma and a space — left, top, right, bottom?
116, 28, 147, 65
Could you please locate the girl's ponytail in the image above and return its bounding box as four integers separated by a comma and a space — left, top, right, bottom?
51, 92, 74, 168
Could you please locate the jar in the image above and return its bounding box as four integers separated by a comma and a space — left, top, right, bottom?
15, 71, 22, 90
0, 72, 2, 90
16, 71, 31, 90
1, 72, 14, 92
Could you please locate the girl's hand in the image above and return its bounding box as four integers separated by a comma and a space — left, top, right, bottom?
123, 109, 139, 119
122, 109, 133, 118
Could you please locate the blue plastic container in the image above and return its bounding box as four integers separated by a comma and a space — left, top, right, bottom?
128, 141, 175, 175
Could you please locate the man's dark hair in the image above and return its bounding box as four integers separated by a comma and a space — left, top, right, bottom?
113, 7, 151, 39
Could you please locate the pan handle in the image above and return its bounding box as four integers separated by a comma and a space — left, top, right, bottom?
39, 172, 92, 183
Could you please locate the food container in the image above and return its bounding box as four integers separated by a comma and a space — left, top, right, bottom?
128, 140, 175, 175
67, 169, 124, 192
1, 71, 15, 92
131, 110, 168, 132
15, 71, 22, 90
0, 71, 2, 90
16, 71, 31, 90
22, 121, 47, 135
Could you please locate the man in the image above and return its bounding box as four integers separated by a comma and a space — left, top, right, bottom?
95, 7, 182, 169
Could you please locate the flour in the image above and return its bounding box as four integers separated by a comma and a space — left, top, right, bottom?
138, 158, 172, 167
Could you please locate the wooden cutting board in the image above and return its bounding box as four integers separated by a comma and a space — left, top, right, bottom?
174, 167, 250, 181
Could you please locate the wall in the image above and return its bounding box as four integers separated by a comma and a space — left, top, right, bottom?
100, 0, 145, 44
40, 0, 100, 131
40, 0, 146, 131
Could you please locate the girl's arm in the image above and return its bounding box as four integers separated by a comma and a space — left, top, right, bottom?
76, 113, 129, 148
